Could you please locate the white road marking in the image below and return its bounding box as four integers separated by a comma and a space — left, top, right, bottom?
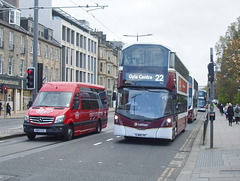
93, 142, 102, 146
106, 138, 113, 142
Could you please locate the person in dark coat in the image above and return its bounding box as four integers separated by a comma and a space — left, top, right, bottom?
234, 104, 240, 125
227, 103, 234, 126
6, 103, 11, 116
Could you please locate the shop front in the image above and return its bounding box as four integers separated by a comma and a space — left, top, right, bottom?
0, 75, 31, 115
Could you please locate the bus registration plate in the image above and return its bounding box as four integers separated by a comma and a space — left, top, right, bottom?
134, 133, 147, 137
34, 128, 46, 133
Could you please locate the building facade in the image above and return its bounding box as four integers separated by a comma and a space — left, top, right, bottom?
91, 31, 122, 107
0, 1, 61, 114
19, 0, 98, 84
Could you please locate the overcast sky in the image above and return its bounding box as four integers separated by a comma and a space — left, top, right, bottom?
52, 0, 240, 86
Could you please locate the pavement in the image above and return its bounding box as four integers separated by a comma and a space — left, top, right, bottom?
176, 109, 240, 181
1, 108, 240, 181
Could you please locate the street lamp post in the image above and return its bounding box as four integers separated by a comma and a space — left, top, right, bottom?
123, 33, 153, 41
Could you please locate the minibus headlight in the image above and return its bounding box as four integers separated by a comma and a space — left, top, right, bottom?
55, 115, 66, 123
114, 115, 119, 120
24, 114, 29, 122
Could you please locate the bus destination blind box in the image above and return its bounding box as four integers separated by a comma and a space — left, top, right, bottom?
210, 111, 215, 121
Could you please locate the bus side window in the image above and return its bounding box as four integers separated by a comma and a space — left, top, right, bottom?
72, 92, 80, 110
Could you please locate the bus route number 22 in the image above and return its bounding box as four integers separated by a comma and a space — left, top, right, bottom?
155, 74, 164, 82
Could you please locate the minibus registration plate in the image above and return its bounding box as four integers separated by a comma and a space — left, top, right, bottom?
34, 128, 46, 133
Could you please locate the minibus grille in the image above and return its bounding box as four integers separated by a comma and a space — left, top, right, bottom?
29, 116, 54, 124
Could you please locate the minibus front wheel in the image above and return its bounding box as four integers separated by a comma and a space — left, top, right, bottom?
27, 133, 36, 141
64, 124, 74, 141
96, 120, 102, 133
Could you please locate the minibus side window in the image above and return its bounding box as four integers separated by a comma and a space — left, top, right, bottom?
72, 92, 80, 110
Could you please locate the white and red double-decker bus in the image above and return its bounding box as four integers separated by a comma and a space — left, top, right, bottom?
188, 76, 198, 122
198, 90, 208, 112
113, 43, 189, 141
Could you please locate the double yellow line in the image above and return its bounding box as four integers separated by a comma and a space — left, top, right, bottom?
157, 167, 175, 181
157, 113, 206, 181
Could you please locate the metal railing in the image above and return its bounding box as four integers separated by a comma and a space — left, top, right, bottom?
203, 112, 209, 145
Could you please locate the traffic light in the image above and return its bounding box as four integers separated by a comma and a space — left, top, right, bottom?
208, 62, 214, 82
26, 67, 35, 89
4, 86, 7, 94
0, 84, 3, 94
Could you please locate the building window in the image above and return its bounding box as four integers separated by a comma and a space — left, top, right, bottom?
0, 28, 3, 48
108, 79, 110, 89
80, 35, 83, 48
56, 49, 59, 61
30, 40, 33, 53
45, 45, 48, 58
70, 49, 73, 65
29, 21, 34, 33
88, 39, 90, 51
62, 26, 66, 41
44, 66, 48, 82
0, 54, 2, 74
50, 47, 53, 59
20, 59, 24, 77
9, 32, 14, 50
76, 33, 79, 46
107, 65, 111, 74
9, 57, 13, 75
66, 47, 69, 64
84, 37, 86, 49
71, 30, 74, 44
56, 69, 59, 81
21, 36, 25, 54
76, 51, 79, 67
51, 68, 53, 81
38, 42, 41, 55
100, 62, 103, 72
80, 53, 83, 68
100, 77, 103, 86
88, 56, 90, 71
67, 28, 70, 43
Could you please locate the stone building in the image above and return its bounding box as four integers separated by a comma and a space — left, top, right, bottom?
91, 31, 122, 107
0, 0, 61, 114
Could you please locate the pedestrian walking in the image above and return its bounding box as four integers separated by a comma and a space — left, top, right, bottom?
0, 100, 2, 116
227, 103, 234, 126
234, 104, 240, 125
220, 103, 224, 116
6, 103, 11, 116
224, 103, 229, 120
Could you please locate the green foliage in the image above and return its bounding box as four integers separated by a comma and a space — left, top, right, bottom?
215, 16, 240, 104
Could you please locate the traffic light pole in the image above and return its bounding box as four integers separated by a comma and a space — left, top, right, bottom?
209, 48, 214, 148
4, 90, 6, 119
33, 0, 39, 101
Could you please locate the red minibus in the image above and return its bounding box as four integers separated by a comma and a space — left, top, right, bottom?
23, 82, 108, 141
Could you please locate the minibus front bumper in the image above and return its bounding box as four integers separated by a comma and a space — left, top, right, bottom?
23, 122, 68, 135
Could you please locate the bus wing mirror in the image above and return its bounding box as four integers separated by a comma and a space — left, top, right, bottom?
112, 92, 116, 101
173, 91, 177, 99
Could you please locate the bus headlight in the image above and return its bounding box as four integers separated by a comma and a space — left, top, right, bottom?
54, 115, 66, 123
114, 115, 119, 122
24, 114, 29, 123
167, 118, 172, 123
